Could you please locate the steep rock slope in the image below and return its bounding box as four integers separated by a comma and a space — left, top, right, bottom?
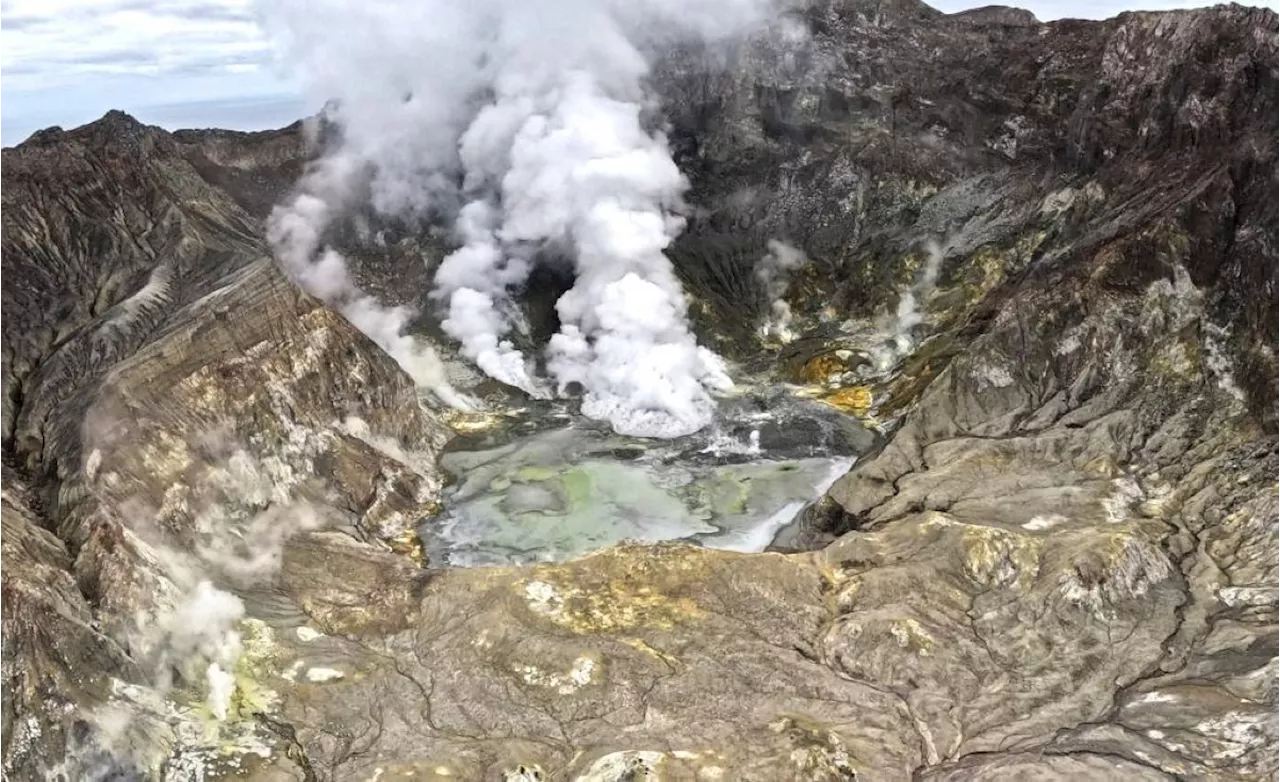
702, 2, 1277, 777
661, 1, 1276, 424
0, 0, 1275, 780
662, 3, 1280, 776
1, 114, 451, 780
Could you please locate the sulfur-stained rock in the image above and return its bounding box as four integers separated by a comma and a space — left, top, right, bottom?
821, 511, 1182, 761
821, 386, 874, 416
256, 544, 923, 780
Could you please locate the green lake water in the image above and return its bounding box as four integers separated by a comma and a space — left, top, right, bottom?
425, 426, 854, 566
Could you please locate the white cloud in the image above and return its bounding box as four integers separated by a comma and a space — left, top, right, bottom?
0, 0, 309, 143
2, 0, 270, 89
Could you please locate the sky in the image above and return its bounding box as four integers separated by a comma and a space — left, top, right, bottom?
1, 0, 1275, 146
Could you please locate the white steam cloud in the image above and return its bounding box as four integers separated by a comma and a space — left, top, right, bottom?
755, 239, 807, 343
127, 471, 324, 726
869, 239, 946, 372
267, 178, 474, 411
76, 444, 328, 776
260, 0, 776, 437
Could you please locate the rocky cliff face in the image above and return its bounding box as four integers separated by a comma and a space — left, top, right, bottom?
1, 1, 1276, 780
2, 113, 450, 779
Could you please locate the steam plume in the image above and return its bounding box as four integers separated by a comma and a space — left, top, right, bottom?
260, 0, 775, 436
267, 172, 473, 411
755, 239, 807, 343
869, 239, 946, 372
74, 441, 333, 779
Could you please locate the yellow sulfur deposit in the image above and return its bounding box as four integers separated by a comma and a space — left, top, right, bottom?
442, 410, 511, 434
389, 528, 428, 567
822, 387, 873, 415
798, 353, 848, 384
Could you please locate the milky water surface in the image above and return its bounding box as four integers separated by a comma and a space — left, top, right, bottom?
424, 411, 857, 566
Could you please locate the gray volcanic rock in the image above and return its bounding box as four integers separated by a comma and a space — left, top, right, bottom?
1, 1, 1276, 780
2, 113, 453, 779
659, 1, 1278, 419
1, 464, 139, 780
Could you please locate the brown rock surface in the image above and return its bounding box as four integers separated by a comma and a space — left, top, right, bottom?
1, 1, 1275, 780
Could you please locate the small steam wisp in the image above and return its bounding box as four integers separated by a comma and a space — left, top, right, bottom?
868, 239, 945, 372
755, 239, 807, 344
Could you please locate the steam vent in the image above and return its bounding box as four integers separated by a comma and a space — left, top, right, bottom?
1, 0, 1276, 779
